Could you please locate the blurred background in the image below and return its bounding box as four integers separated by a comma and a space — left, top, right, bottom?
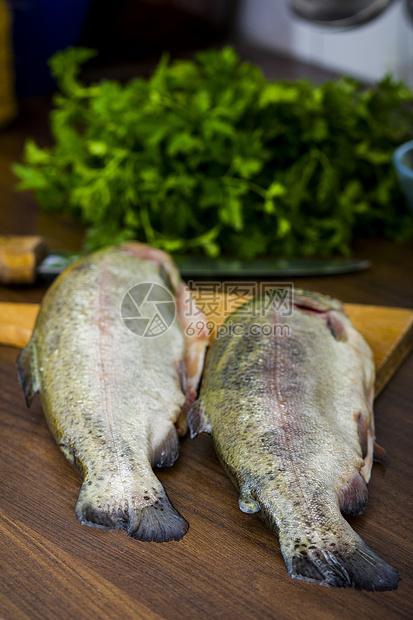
0, 0, 412, 264
4, 0, 413, 103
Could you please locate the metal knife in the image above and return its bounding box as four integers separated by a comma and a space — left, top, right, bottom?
0, 235, 371, 284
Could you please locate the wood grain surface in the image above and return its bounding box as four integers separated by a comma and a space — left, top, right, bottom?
0, 235, 47, 284
0, 302, 39, 348
0, 46, 412, 620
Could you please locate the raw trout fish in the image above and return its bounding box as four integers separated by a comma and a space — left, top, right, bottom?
188, 289, 400, 590
17, 243, 208, 542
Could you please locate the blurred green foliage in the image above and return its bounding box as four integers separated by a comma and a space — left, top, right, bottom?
13, 46, 413, 258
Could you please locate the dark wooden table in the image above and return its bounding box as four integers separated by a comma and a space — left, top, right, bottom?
0, 47, 412, 620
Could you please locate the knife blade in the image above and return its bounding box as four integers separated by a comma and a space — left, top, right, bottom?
0, 236, 371, 283
38, 253, 371, 278
173, 256, 371, 277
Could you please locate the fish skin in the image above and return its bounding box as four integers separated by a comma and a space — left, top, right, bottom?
189, 289, 400, 590
17, 243, 208, 542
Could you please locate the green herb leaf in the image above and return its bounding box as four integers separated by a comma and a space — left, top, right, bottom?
13, 47, 413, 259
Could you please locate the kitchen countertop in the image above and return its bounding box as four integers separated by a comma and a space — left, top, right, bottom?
0, 46, 412, 620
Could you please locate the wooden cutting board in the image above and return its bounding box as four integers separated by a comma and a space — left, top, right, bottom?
0, 298, 412, 395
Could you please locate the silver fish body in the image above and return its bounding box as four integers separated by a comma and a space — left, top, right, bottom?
189, 289, 400, 590
17, 243, 208, 541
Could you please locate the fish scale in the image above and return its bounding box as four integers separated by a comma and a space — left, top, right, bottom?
188, 289, 400, 590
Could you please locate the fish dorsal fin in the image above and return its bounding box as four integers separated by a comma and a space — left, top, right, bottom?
16, 343, 40, 407
238, 487, 260, 514
187, 400, 211, 439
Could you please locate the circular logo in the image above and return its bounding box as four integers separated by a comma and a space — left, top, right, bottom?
121, 282, 176, 338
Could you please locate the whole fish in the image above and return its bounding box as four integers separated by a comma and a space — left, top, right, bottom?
17, 243, 208, 542
188, 289, 400, 590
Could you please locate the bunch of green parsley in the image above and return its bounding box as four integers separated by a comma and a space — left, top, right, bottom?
14, 46, 413, 259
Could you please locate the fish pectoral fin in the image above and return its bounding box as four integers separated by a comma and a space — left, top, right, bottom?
16, 343, 40, 407
187, 399, 211, 439
326, 311, 348, 341
238, 488, 260, 514
152, 426, 180, 468
337, 471, 368, 516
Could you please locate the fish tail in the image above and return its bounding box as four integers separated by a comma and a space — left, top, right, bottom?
75, 477, 188, 542
278, 522, 400, 591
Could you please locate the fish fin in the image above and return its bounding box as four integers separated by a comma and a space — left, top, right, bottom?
127, 497, 189, 542
152, 426, 180, 468
357, 412, 369, 459
76, 479, 188, 542
280, 526, 400, 591
16, 343, 40, 407
174, 360, 189, 437
176, 359, 187, 396
175, 283, 209, 384
373, 441, 386, 464
175, 409, 188, 438
58, 443, 84, 478
292, 290, 343, 313
326, 311, 348, 341
356, 411, 375, 483
187, 399, 211, 439
337, 472, 368, 516
239, 488, 260, 514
